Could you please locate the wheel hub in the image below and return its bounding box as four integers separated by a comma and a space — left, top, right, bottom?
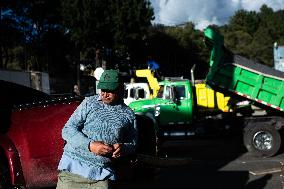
253, 131, 273, 150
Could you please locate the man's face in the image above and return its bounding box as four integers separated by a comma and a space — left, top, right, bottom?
100, 86, 122, 105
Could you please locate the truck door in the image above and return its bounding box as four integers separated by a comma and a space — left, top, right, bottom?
159, 85, 191, 126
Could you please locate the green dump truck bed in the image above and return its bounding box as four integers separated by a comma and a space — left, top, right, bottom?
204, 27, 284, 112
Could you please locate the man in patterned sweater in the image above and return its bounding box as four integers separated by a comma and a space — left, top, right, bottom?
57, 69, 137, 189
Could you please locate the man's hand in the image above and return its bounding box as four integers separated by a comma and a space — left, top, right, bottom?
89, 141, 113, 156
112, 143, 122, 158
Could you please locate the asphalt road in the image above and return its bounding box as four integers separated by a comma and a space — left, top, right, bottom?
116, 134, 284, 189
47, 133, 284, 189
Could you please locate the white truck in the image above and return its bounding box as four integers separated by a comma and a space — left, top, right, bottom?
124, 82, 151, 105
274, 42, 284, 72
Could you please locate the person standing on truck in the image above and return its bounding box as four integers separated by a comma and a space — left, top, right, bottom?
72, 84, 81, 97
56, 69, 138, 189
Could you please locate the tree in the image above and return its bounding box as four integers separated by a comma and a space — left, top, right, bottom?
111, 0, 154, 66
0, 0, 24, 69
0, 11, 23, 69
227, 9, 259, 35
1, 0, 63, 71
61, 0, 112, 49
164, 23, 208, 77
145, 23, 208, 78
223, 31, 253, 57
60, 0, 154, 68
222, 4, 284, 67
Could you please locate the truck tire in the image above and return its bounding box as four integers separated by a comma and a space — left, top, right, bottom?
243, 123, 281, 157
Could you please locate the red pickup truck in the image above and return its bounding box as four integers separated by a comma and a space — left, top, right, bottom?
0, 80, 157, 189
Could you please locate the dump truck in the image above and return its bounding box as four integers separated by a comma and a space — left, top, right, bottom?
129, 28, 284, 158
124, 82, 151, 105
135, 69, 160, 98
123, 69, 160, 105
129, 72, 232, 156
204, 27, 284, 157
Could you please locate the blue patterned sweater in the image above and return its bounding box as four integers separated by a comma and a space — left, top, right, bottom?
58, 95, 137, 180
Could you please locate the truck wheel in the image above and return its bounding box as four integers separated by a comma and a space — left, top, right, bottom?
243, 124, 281, 157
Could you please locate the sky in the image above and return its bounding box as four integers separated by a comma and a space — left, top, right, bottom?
150, 0, 284, 30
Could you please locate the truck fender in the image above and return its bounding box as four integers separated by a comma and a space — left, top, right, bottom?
0, 134, 25, 186
136, 112, 159, 136
136, 112, 157, 126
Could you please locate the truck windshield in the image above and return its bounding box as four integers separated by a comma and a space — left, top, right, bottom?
157, 85, 164, 98
130, 88, 135, 98
137, 88, 145, 98
164, 86, 171, 99
174, 85, 186, 100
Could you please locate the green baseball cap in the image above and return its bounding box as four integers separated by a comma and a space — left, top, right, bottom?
97, 69, 120, 90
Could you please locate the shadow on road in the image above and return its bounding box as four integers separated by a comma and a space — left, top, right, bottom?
116, 134, 279, 189
121, 167, 273, 189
